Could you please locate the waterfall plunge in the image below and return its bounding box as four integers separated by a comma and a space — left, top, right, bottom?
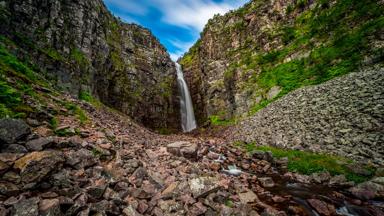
176, 63, 197, 132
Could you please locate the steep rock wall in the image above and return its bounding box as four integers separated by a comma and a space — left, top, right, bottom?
0, 0, 179, 130
229, 66, 384, 165
180, 0, 383, 124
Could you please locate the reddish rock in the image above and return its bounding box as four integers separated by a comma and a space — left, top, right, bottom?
307, 199, 336, 216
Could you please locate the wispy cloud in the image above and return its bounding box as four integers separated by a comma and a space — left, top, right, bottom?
103, 0, 248, 60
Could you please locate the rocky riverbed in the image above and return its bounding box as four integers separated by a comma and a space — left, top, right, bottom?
0, 95, 383, 216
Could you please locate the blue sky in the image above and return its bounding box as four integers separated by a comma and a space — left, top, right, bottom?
103, 0, 248, 61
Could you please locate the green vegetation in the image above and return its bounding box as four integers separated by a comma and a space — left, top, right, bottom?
0, 36, 50, 118
49, 117, 59, 130
70, 48, 89, 69
244, 0, 384, 114
79, 90, 102, 107
240, 143, 375, 183
61, 101, 89, 125
182, 0, 384, 120
209, 115, 236, 126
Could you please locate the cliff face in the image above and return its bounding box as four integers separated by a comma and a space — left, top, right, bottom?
0, 0, 179, 130
180, 0, 383, 124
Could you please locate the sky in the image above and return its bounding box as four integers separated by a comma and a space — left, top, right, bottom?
103, 0, 248, 61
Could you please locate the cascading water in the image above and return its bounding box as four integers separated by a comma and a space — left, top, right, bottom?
176, 63, 197, 132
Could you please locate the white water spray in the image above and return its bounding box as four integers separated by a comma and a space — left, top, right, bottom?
176, 63, 197, 132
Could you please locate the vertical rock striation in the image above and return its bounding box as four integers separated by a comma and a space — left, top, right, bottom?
180, 0, 383, 124
0, 0, 179, 130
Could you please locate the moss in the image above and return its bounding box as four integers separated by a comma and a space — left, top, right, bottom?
70, 48, 89, 69
241, 144, 375, 183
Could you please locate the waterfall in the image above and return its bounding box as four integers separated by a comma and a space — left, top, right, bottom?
176, 63, 197, 132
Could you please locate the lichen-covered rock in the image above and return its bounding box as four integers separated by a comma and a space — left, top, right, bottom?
0, 0, 179, 130
11, 197, 40, 216
14, 151, 65, 184
0, 119, 30, 144
65, 149, 98, 169
188, 176, 220, 198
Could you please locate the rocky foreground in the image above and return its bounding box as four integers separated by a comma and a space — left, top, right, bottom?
0, 96, 383, 216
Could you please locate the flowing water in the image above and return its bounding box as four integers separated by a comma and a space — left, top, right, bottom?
176, 63, 197, 132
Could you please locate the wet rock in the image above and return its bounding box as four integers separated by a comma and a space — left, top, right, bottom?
189, 176, 220, 198
307, 199, 336, 216
0, 182, 19, 196
258, 177, 275, 188
167, 141, 198, 159
25, 137, 55, 151
1, 144, 28, 153
39, 198, 61, 216
11, 197, 40, 216
14, 151, 65, 184
0, 119, 30, 144
65, 149, 98, 169
238, 190, 258, 203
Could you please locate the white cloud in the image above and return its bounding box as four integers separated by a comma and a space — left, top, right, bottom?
103, 0, 248, 60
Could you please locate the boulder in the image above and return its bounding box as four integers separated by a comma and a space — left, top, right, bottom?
123, 205, 142, 216
349, 180, 384, 200
2, 144, 28, 153
0, 182, 19, 196
25, 137, 55, 151
11, 197, 40, 216
167, 141, 198, 159
0, 119, 30, 144
65, 149, 98, 169
238, 190, 258, 204
14, 151, 65, 184
307, 199, 336, 216
39, 198, 61, 216
189, 176, 220, 198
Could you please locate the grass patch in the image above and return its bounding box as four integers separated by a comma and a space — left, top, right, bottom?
49, 117, 59, 130
209, 115, 236, 126
241, 143, 375, 183
79, 90, 102, 108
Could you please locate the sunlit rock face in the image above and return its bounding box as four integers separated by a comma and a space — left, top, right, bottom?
0, 0, 179, 130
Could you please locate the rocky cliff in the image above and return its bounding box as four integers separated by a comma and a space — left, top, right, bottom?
0, 0, 179, 130
180, 0, 383, 124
